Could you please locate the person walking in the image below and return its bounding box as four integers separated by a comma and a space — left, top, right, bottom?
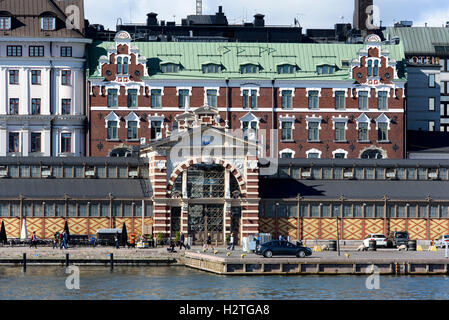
30, 232, 38, 249
114, 232, 119, 249
206, 233, 213, 251
179, 232, 187, 250
52, 232, 60, 249
279, 235, 284, 241
227, 233, 235, 251
61, 230, 68, 249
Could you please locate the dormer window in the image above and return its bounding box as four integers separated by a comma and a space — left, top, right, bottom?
161, 63, 180, 73
240, 64, 259, 74
0, 16, 11, 30
41, 16, 56, 31
277, 64, 296, 74
202, 64, 221, 73
317, 65, 335, 75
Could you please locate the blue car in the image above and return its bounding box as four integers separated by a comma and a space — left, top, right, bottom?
256, 240, 312, 258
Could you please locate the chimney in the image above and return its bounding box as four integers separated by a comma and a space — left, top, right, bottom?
254, 13, 265, 27
353, 0, 373, 31
146, 12, 158, 26
217, 6, 224, 15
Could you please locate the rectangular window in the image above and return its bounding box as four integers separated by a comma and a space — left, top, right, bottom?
67, 204, 76, 217
429, 121, 435, 132
9, 70, 19, 84
281, 122, 293, 141
378, 123, 388, 142
334, 122, 346, 142
127, 89, 138, 108
242, 121, 257, 140
7, 46, 22, 57
365, 205, 374, 217
112, 203, 121, 217
20, 166, 30, 177
31, 98, 41, 115
308, 91, 319, 109
61, 99, 71, 115
418, 205, 427, 218
9, 98, 19, 114
429, 97, 435, 111
31, 70, 41, 85
375, 204, 384, 217
397, 205, 406, 218
52, 166, 62, 178
358, 91, 369, 110
108, 89, 118, 107
178, 89, 190, 108
78, 204, 88, 217
358, 122, 369, 141
61, 46, 72, 57
0, 17, 11, 30
123, 203, 133, 217
378, 91, 388, 110
55, 203, 65, 217
243, 89, 257, 109
332, 205, 341, 218
99, 203, 109, 217
127, 121, 138, 140
41, 17, 55, 31
107, 121, 118, 140
9, 132, 19, 153
281, 90, 292, 109
29, 46, 44, 57
206, 89, 217, 107
429, 74, 436, 88
74, 166, 83, 178
150, 120, 162, 140
151, 89, 162, 108
335, 91, 346, 110
61, 133, 71, 153
63, 166, 73, 178
61, 70, 71, 85
30, 133, 41, 153
108, 166, 117, 178
308, 122, 319, 141
44, 203, 54, 217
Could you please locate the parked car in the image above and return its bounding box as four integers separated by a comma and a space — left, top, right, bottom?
363, 234, 388, 248
387, 231, 409, 248
434, 235, 449, 248
256, 240, 312, 258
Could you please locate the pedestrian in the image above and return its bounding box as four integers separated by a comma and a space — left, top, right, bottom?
52, 232, 60, 249
179, 232, 187, 250
30, 231, 37, 249
227, 233, 235, 251
114, 232, 119, 249
59, 230, 64, 249
279, 235, 283, 241
206, 233, 213, 251
61, 230, 68, 249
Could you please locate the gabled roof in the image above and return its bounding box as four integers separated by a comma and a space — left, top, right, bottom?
0, 0, 86, 38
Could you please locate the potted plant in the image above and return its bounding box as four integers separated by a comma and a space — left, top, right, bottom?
156, 232, 163, 245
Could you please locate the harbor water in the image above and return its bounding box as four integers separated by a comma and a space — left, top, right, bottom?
1, 266, 449, 300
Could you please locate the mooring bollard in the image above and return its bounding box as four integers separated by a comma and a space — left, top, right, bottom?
66, 253, 70, 267
110, 253, 114, 271
23, 253, 26, 272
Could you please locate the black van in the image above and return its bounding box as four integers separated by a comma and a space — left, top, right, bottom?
387, 231, 409, 248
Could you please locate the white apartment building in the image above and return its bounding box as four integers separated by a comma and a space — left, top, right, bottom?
0, 0, 91, 156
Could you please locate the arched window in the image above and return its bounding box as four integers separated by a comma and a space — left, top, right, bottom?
123, 57, 129, 74
368, 60, 373, 77
374, 60, 379, 76
117, 57, 122, 74
361, 149, 384, 159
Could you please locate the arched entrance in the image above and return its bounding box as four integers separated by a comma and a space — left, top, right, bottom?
171, 163, 242, 244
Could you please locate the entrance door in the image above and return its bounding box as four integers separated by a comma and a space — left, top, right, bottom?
188, 204, 223, 244
170, 207, 181, 237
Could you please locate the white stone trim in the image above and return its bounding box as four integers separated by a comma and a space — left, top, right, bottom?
240, 87, 261, 96
306, 148, 322, 158
356, 113, 371, 130
332, 115, 349, 129
278, 88, 296, 97
332, 148, 348, 158
306, 88, 322, 97
332, 88, 349, 97
176, 87, 193, 96
375, 113, 391, 130
279, 148, 296, 158
279, 114, 296, 129
305, 115, 322, 129
124, 112, 141, 128
104, 111, 120, 128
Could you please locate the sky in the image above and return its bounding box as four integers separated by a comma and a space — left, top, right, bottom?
84, 0, 449, 31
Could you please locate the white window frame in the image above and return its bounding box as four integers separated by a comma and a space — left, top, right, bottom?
429, 97, 435, 111
204, 87, 220, 106
375, 113, 391, 130
332, 149, 348, 159
104, 112, 121, 128
306, 148, 322, 159
279, 148, 296, 158
41, 17, 56, 31
306, 88, 322, 97
124, 112, 141, 128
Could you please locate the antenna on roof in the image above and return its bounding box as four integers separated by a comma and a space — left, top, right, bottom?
196, 0, 202, 15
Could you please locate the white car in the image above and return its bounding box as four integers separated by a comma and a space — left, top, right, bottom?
363, 234, 388, 248
434, 235, 449, 248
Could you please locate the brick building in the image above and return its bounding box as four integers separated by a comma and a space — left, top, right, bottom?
87, 31, 406, 160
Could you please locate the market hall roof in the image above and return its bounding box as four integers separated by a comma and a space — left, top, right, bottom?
87, 41, 407, 81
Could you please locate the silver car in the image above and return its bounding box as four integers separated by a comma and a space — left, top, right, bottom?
434, 235, 449, 248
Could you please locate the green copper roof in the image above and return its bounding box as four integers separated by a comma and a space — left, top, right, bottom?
383, 27, 449, 55
87, 41, 407, 81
